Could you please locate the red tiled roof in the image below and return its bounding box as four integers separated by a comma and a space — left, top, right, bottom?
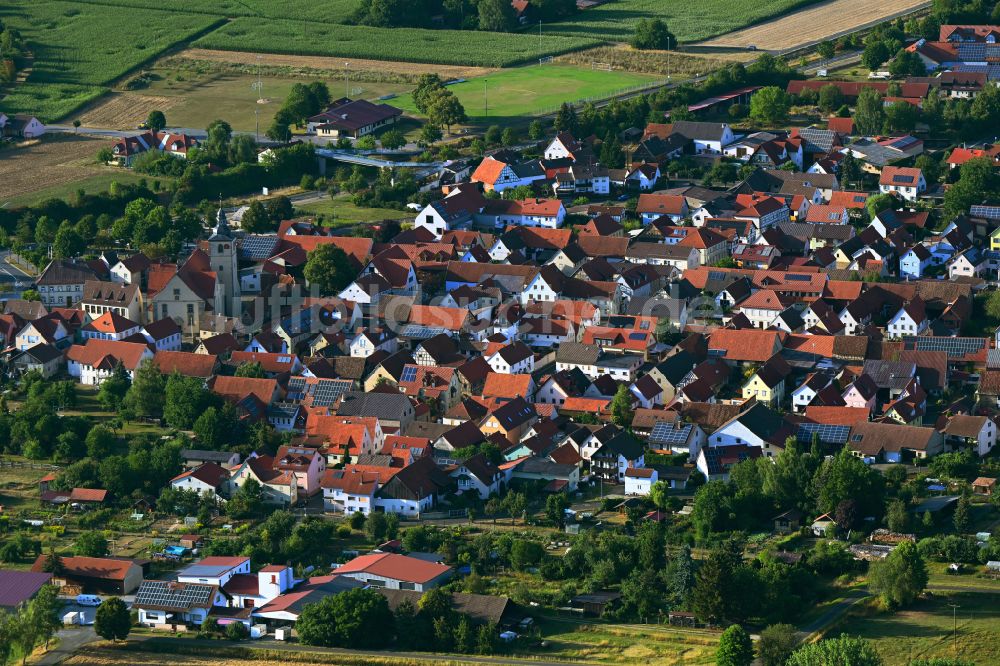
154, 351, 218, 378
31, 555, 135, 581
335, 553, 451, 584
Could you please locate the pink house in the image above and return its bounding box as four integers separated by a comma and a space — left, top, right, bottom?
273, 445, 326, 497
842, 374, 877, 413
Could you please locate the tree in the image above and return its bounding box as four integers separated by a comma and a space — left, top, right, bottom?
164, 373, 215, 429
268, 195, 295, 224
862, 40, 891, 71
610, 384, 633, 427
239, 200, 273, 234
304, 244, 356, 295
227, 477, 263, 518
716, 625, 754, 666
146, 110, 166, 133
297, 588, 394, 648
419, 123, 443, 145
123, 359, 165, 419
886, 498, 910, 533
840, 150, 862, 188
854, 87, 887, 135
890, 49, 926, 78
528, 119, 546, 140
413, 74, 445, 114
53, 223, 84, 259
868, 540, 928, 609
366, 511, 389, 542
380, 129, 406, 150
787, 636, 883, 666
750, 86, 790, 124
98, 365, 130, 411
193, 404, 238, 450
229, 133, 258, 165
28, 584, 62, 650
945, 157, 999, 216
75, 531, 108, 558
818, 84, 844, 113
428, 92, 467, 134
631, 18, 675, 50
478, 0, 516, 31
668, 544, 696, 606
203, 119, 233, 164
85, 425, 117, 459
545, 492, 571, 527
554, 103, 579, 134
814, 446, 884, 518
40, 550, 65, 576
758, 623, 798, 666
226, 621, 249, 640
649, 480, 672, 511
953, 493, 970, 533
501, 127, 518, 147
94, 597, 130, 642
234, 362, 266, 378
817, 40, 835, 59
885, 101, 919, 133
510, 539, 544, 570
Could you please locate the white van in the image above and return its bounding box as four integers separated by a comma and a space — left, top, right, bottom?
76, 594, 102, 607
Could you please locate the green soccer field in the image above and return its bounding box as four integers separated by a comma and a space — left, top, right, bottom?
393, 64, 663, 122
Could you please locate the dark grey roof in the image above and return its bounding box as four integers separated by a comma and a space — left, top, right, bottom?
555, 342, 602, 365
862, 359, 916, 390
37, 260, 98, 286
336, 391, 413, 419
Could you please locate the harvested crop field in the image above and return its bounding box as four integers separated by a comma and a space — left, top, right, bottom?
78, 93, 178, 129
0, 135, 147, 207
700, 0, 931, 50
179, 49, 495, 80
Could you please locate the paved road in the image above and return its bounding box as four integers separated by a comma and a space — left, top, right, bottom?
36, 626, 98, 665
0, 249, 35, 299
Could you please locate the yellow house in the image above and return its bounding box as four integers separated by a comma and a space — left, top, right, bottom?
741, 356, 790, 407
990, 227, 1000, 251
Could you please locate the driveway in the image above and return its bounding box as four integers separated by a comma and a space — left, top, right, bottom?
35, 626, 97, 665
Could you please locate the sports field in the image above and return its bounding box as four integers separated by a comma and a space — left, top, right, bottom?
394, 64, 663, 122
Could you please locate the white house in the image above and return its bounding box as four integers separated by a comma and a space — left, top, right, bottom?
624, 467, 656, 496
169, 463, 228, 497
887, 300, 928, 338
670, 120, 735, 154
486, 342, 534, 374
879, 166, 926, 201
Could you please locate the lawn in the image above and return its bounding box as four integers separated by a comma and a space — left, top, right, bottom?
525, 617, 718, 664
65, 0, 360, 22
832, 591, 1000, 666
295, 195, 413, 226
394, 64, 662, 122
538, 0, 821, 43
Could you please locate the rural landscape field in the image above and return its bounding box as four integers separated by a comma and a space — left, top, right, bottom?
1, 0, 830, 122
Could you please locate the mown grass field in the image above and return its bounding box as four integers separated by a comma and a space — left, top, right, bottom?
832, 591, 1000, 666
296, 195, 412, 226
394, 64, 662, 121
538, 0, 821, 43
64, 0, 360, 21
193, 18, 601, 68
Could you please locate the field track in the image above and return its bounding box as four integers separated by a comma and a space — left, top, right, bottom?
700, 0, 930, 50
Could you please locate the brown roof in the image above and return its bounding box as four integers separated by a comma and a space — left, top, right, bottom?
154, 351, 219, 378
31, 555, 136, 581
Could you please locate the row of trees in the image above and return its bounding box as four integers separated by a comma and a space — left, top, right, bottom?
352, 0, 575, 32
268, 81, 332, 142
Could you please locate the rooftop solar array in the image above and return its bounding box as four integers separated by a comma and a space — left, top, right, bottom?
902, 336, 986, 358
892, 174, 914, 184
400, 366, 418, 383
650, 421, 694, 446
797, 423, 850, 446
239, 235, 279, 260
135, 581, 215, 611
785, 273, 812, 281
971, 205, 1000, 220
402, 324, 448, 340
310, 379, 352, 407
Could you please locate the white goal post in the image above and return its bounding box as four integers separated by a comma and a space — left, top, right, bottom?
591, 62, 612, 71
538, 56, 554, 65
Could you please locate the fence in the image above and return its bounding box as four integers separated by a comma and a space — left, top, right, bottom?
0, 459, 61, 471
535, 79, 670, 116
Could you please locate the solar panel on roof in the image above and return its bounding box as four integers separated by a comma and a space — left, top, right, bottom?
239, 235, 279, 260
902, 336, 985, 358
628, 332, 646, 341
650, 421, 693, 446
785, 274, 812, 281
970, 205, 1000, 220
401, 366, 418, 383
707, 270, 728, 281
892, 174, 914, 184
797, 423, 850, 445
403, 324, 448, 340
312, 379, 351, 407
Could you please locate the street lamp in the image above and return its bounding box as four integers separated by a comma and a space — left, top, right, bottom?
345, 62, 350, 99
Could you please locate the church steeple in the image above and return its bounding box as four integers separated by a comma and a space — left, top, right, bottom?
210, 196, 232, 240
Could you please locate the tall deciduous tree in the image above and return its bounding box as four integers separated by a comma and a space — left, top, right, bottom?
610, 384, 633, 427
758, 623, 798, 666
787, 636, 883, 666
123, 359, 165, 419
304, 244, 355, 295
868, 540, 928, 609
716, 625, 754, 666
94, 597, 131, 642
854, 87, 887, 135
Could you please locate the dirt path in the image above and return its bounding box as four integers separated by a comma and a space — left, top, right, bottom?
699, 0, 930, 50
179, 48, 496, 80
